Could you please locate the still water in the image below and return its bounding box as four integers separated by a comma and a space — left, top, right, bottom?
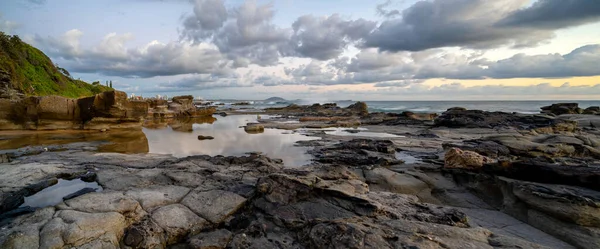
144, 115, 319, 166
0, 115, 319, 167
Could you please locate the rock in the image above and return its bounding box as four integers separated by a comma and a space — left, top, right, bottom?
447, 107, 467, 111
444, 148, 496, 169
541, 103, 583, 115
527, 209, 600, 249
347, 101, 369, 116
310, 139, 402, 167
364, 168, 429, 196
151, 204, 209, 245
0, 207, 54, 249
181, 190, 247, 223
62, 187, 97, 201
197, 135, 215, 140
244, 124, 264, 134
584, 106, 600, 115
61, 191, 146, 224
434, 109, 578, 132
188, 229, 233, 249
124, 185, 191, 211
123, 217, 166, 249
39, 210, 127, 248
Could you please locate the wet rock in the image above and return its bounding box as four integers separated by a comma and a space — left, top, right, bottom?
182, 190, 247, 224
61, 187, 97, 201
197, 135, 215, 140
541, 103, 583, 115
444, 148, 496, 169
152, 204, 209, 245
188, 229, 233, 249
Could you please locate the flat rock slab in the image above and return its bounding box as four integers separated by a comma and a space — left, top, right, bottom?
152, 204, 208, 245
39, 210, 126, 249
188, 229, 233, 249
457, 207, 575, 249
181, 190, 247, 224
125, 185, 190, 211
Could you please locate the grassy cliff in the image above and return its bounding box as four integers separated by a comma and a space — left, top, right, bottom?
0, 32, 111, 98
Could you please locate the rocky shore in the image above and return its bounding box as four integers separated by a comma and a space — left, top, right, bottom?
0, 91, 216, 131
1, 102, 599, 248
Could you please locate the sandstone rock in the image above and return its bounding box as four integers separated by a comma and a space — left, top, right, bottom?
61, 191, 146, 224
124, 185, 190, 211
152, 204, 208, 245
181, 190, 247, 223
188, 229, 233, 249
123, 217, 167, 249
445, 148, 495, 169
39, 210, 126, 248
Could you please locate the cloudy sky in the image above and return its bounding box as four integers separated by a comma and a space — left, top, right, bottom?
2, 0, 600, 100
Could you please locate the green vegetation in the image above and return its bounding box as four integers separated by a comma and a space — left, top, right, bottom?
0, 31, 112, 98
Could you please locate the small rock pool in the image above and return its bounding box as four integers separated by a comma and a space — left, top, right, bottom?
20, 179, 102, 208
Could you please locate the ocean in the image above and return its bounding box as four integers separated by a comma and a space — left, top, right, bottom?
212, 100, 600, 114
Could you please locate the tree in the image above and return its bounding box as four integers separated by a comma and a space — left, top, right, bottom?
109, 80, 113, 88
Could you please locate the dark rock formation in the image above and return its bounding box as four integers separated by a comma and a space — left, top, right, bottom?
309, 139, 402, 167
266, 101, 368, 117
197, 135, 214, 140
584, 106, 600, 115
434, 108, 578, 132
541, 103, 583, 115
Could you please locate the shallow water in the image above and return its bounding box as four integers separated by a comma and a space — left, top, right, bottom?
144, 115, 319, 166
20, 179, 102, 208
295, 127, 403, 138
395, 151, 421, 164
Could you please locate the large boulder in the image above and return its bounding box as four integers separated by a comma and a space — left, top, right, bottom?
541, 103, 583, 115
584, 106, 600, 115
444, 148, 496, 169
0, 90, 149, 130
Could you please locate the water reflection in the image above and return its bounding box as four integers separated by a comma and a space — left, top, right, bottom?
0, 129, 149, 154
144, 116, 217, 132
20, 179, 102, 208
144, 115, 319, 166
0, 115, 319, 167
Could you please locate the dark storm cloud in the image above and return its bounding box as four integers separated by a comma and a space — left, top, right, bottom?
364, 0, 600, 52
180, 0, 290, 66
290, 15, 377, 60
499, 0, 600, 29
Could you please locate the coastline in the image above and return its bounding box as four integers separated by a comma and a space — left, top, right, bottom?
0, 101, 599, 248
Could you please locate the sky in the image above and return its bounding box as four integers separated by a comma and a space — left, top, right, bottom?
1, 0, 600, 101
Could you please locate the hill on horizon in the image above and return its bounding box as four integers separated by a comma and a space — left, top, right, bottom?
0, 32, 112, 98
265, 97, 286, 101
